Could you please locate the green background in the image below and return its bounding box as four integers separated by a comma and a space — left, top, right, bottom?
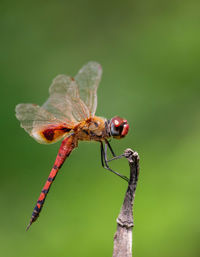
1, 1, 200, 256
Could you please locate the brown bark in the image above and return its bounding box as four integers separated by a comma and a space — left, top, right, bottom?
112, 149, 140, 257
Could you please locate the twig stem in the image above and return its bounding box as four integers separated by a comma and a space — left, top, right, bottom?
112, 149, 140, 257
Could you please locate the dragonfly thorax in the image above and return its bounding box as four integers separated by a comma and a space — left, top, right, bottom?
75, 116, 109, 142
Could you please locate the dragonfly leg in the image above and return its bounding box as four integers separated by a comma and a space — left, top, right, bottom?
101, 141, 105, 167
104, 139, 125, 162
105, 139, 116, 157
100, 142, 129, 182
106, 154, 125, 162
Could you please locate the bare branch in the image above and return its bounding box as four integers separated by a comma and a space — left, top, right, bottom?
112, 149, 140, 257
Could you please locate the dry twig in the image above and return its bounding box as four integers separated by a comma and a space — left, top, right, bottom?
112, 149, 140, 257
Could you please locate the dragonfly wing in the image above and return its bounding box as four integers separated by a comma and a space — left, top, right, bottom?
75, 61, 102, 117
43, 74, 90, 122
16, 62, 102, 143
15, 104, 74, 144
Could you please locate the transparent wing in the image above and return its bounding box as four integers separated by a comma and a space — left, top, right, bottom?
75, 61, 102, 116
43, 74, 90, 122
15, 104, 74, 144
16, 62, 102, 143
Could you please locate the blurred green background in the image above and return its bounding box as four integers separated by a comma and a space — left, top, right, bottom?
1, 0, 200, 256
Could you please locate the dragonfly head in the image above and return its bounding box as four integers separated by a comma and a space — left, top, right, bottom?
109, 116, 129, 139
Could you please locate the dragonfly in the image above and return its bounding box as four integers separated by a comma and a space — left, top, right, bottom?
15, 62, 129, 230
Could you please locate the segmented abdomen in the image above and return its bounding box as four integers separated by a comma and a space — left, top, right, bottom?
26, 134, 76, 230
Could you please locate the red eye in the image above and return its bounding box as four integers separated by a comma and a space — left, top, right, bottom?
112, 117, 124, 127
121, 123, 129, 136
110, 116, 129, 139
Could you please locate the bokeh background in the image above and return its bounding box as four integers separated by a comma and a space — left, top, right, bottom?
1, 1, 200, 256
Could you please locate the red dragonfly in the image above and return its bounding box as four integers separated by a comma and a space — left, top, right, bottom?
15, 62, 129, 230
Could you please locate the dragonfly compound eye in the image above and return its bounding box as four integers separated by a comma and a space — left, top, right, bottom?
110, 116, 129, 139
